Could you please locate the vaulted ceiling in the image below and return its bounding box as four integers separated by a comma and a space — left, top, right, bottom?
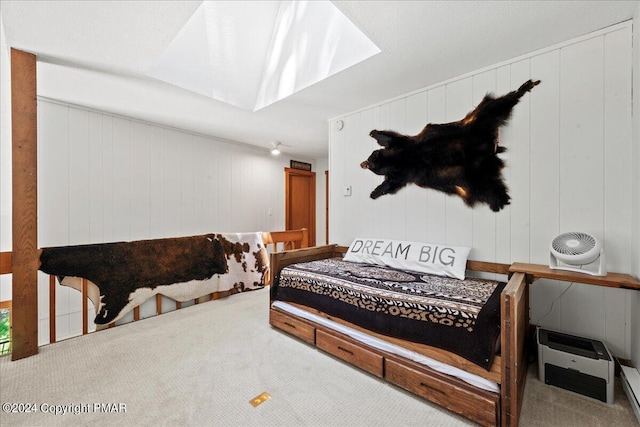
1, 1, 638, 159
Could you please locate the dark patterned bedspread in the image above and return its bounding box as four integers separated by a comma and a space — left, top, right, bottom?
272, 258, 505, 370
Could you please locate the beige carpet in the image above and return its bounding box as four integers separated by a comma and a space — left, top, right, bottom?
0, 289, 637, 427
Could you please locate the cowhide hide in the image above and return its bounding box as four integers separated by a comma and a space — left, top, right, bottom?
39, 232, 268, 325
361, 79, 540, 211
216, 232, 269, 293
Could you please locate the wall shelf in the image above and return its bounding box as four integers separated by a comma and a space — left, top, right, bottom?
509, 263, 640, 290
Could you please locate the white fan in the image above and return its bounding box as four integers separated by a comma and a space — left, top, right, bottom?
549, 232, 606, 276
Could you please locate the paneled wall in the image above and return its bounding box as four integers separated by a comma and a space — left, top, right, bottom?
0, 15, 12, 301
31, 100, 298, 344
631, 4, 640, 369
329, 23, 635, 357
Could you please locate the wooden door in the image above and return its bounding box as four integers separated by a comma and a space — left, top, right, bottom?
285, 168, 316, 247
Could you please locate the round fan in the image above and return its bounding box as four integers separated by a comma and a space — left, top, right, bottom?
549, 232, 606, 276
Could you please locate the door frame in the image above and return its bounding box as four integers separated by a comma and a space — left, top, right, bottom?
325, 170, 329, 245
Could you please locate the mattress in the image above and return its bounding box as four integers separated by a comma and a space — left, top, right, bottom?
272, 258, 505, 370
271, 300, 499, 393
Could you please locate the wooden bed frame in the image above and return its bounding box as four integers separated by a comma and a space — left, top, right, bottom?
269, 244, 530, 427
0, 228, 309, 359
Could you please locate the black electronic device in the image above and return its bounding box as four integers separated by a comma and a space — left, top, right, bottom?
537, 328, 614, 403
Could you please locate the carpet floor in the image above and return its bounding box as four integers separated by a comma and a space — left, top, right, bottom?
0, 288, 637, 426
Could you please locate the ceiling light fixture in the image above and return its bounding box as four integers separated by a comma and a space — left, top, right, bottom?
270, 142, 281, 156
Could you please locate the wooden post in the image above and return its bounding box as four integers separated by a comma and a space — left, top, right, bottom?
300, 228, 309, 249
11, 49, 38, 360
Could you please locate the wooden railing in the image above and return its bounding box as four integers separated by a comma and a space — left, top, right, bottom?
0, 252, 11, 276
262, 228, 309, 252
0, 228, 308, 354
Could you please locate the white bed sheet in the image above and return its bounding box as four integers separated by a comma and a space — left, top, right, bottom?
272, 300, 499, 393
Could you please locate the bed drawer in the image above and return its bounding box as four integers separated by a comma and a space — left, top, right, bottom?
385, 358, 498, 427
270, 310, 315, 344
316, 330, 383, 378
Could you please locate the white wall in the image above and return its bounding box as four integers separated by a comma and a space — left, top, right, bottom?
0, 98, 302, 344
631, 2, 640, 369
0, 11, 12, 302
329, 22, 636, 358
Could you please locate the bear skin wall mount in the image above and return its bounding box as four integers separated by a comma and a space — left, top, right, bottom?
361, 79, 540, 212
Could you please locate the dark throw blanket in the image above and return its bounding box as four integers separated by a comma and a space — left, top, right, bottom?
273, 258, 505, 370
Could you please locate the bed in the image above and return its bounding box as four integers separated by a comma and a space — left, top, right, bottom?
269, 244, 530, 427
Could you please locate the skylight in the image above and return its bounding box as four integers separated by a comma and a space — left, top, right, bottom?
146, 1, 380, 111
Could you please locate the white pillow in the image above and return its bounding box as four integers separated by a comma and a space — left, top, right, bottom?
343, 238, 471, 280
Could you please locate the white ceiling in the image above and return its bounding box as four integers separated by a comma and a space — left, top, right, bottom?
1, 1, 638, 159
